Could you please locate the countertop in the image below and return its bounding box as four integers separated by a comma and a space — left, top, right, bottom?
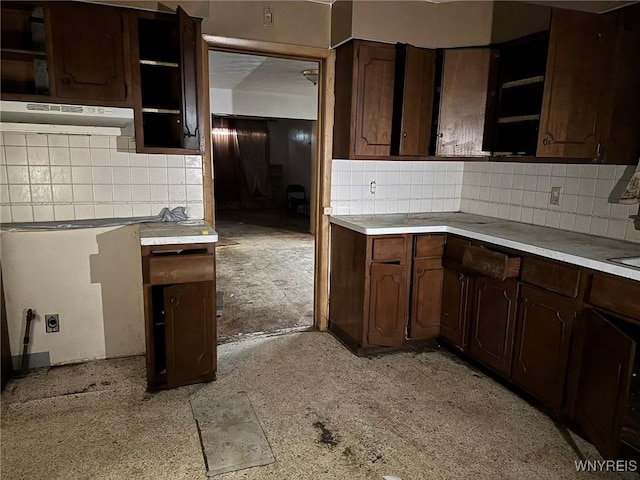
330, 213, 640, 282
139, 221, 218, 246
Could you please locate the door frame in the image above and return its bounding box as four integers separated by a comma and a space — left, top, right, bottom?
201, 35, 335, 331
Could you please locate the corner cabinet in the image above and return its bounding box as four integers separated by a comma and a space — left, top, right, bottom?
129, 7, 203, 154
435, 48, 492, 157
142, 242, 216, 391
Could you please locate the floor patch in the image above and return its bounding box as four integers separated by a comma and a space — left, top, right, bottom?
190, 392, 275, 477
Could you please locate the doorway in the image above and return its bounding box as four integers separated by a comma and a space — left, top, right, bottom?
208, 50, 320, 341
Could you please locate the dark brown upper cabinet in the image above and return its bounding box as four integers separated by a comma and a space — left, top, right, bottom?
333, 40, 436, 159
390, 45, 436, 156
537, 9, 616, 160
333, 40, 396, 159
0, 2, 51, 97
129, 7, 202, 154
0, 1, 131, 106
483, 32, 549, 156
50, 2, 128, 104
435, 48, 492, 157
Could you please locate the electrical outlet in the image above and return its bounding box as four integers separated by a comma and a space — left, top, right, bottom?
45, 314, 59, 333
370, 180, 376, 195
550, 187, 561, 206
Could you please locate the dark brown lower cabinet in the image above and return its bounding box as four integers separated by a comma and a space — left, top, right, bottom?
163, 282, 216, 389
142, 243, 216, 391
468, 276, 518, 376
570, 308, 636, 459
440, 267, 470, 350
368, 263, 408, 348
511, 285, 574, 409
409, 258, 443, 340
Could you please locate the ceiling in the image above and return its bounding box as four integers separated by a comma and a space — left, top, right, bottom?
209, 51, 318, 96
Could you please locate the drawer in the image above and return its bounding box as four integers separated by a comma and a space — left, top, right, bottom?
444, 236, 471, 263
588, 273, 640, 320
414, 235, 445, 258
462, 245, 521, 281
372, 237, 407, 262
146, 253, 215, 285
521, 256, 580, 297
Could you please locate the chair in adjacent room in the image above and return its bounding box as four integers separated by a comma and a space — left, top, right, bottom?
286, 184, 309, 217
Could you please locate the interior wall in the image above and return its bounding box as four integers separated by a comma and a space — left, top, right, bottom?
491, 1, 551, 44
203, 1, 331, 48
332, 1, 494, 48
268, 119, 313, 201
0, 225, 145, 366
211, 88, 317, 121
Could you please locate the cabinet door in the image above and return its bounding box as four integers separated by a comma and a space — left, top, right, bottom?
436, 49, 491, 157
50, 3, 127, 102
177, 6, 200, 151
354, 43, 396, 157
164, 281, 216, 389
391, 45, 435, 156
571, 309, 635, 459
468, 276, 518, 375
537, 9, 616, 158
511, 285, 574, 409
368, 263, 408, 347
440, 268, 470, 350
409, 258, 442, 339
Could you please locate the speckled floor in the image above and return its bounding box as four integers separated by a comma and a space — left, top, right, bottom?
214, 210, 314, 341
1, 332, 626, 480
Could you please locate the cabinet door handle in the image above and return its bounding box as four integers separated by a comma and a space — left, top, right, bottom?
543, 137, 553, 145
61, 77, 70, 85
402, 132, 408, 138
170, 297, 178, 305
438, 133, 444, 138
457, 273, 464, 281
417, 268, 424, 275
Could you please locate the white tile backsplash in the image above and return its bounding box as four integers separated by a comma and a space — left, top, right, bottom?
461, 161, 639, 243
331, 159, 639, 243
331, 160, 463, 215
0, 133, 203, 221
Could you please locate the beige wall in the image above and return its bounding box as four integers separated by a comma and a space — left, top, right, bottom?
0, 225, 144, 365
332, 1, 494, 48
204, 1, 331, 48
491, 1, 551, 44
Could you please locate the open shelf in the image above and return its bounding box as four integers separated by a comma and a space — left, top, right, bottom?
1, 3, 49, 96
502, 75, 544, 89
139, 59, 179, 68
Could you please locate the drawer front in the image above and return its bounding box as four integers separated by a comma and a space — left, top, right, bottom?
462, 246, 521, 281
372, 237, 407, 262
520, 256, 580, 297
414, 235, 445, 258
147, 254, 215, 285
444, 236, 471, 263
588, 274, 640, 320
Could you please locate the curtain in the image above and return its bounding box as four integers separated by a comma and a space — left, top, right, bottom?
235, 119, 270, 198
212, 117, 241, 202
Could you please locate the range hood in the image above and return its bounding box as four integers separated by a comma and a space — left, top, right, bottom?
0, 100, 135, 136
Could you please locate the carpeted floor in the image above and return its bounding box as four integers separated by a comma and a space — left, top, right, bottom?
1, 331, 626, 480
214, 210, 314, 341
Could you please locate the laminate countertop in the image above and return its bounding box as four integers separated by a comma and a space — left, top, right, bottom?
139, 221, 218, 246
330, 213, 640, 282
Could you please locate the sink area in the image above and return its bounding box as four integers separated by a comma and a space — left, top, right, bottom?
609, 257, 640, 269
